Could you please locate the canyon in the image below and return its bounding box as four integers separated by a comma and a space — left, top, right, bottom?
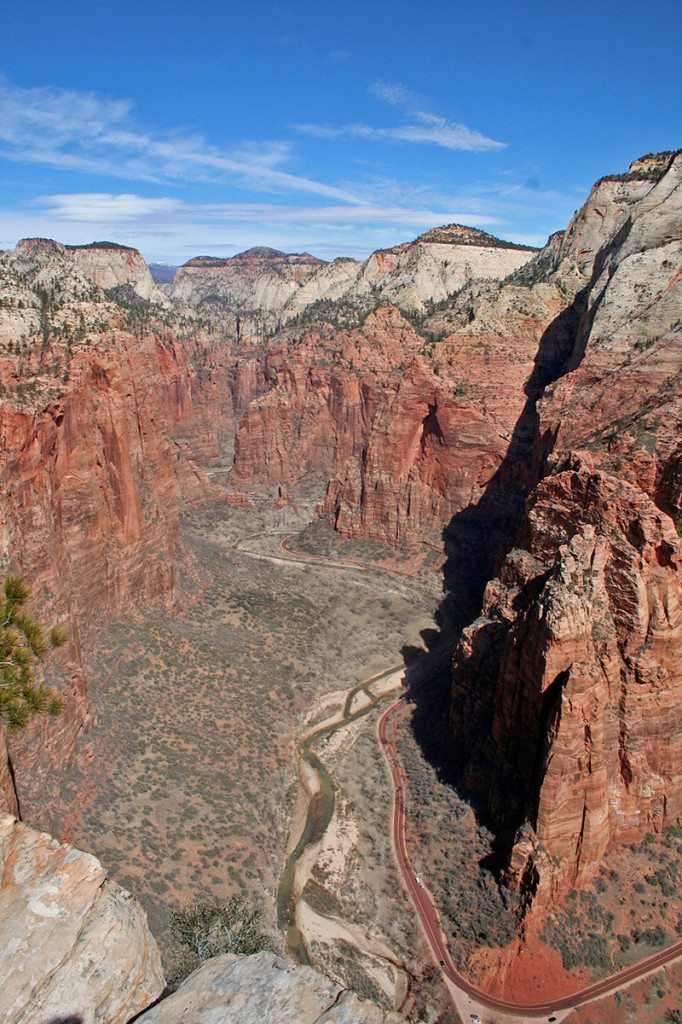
0, 147, 679, 1022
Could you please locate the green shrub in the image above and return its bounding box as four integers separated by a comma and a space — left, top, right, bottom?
168, 892, 271, 988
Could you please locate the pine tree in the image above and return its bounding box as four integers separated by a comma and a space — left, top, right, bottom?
0, 576, 67, 731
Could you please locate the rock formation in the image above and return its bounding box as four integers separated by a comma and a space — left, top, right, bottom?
15, 238, 166, 302
136, 951, 406, 1024
0, 237, 233, 809
448, 148, 682, 903
0, 813, 164, 1024
170, 227, 536, 339
0, 816, 404, 1024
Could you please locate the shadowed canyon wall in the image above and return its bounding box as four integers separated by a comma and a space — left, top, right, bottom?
449, 149, 682, 905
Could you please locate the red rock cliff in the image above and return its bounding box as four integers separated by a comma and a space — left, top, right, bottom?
448, 150, 682, 903
0, 241, 235, 808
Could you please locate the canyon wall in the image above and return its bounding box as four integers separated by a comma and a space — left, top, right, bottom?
171, 226, 537, 339
0, 240, 234, 806
449, 149, 682, 902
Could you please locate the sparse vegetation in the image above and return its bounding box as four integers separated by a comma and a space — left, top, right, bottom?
542, 826, 682, 976
169, 891, 271, 987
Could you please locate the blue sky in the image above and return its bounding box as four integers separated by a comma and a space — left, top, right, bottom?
1, 0, 679, 263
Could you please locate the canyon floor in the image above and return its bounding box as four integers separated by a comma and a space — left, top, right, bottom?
14, 478, 681, 1022
15, 478, 452, 1009
11, 475, 680, 1023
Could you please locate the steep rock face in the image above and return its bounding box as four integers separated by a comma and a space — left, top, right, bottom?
231, 307, 417, 486
349, 228, 537, 314
451, 462, 681, 898
15, 237, 164, 302
171, 228, 536, 338
233, 295, 553, 550
323, 304, 553, 548
172, 247, 328, 339
0, 240, 234, 808
448, 150, 682, 901
0, 813, 164, 1024
137, 951, 405, 1024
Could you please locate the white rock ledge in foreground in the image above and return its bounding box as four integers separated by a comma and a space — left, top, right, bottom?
0, 813, 165, 1024
136, 950, 407, 1024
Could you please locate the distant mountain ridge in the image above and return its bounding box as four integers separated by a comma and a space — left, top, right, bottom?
148, 261, 178, 284
169, 223, 538, 336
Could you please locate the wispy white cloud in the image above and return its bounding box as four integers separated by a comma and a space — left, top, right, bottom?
296, 117, 505, 152
33, 193, 184, 221
0, 79, 362, 203
32, 192, 502, 228
296, 79, 505, 153
369, 80, 419, 108
0, 173, 578, 262
0, 77, 578, 262
0, 190, 506, 263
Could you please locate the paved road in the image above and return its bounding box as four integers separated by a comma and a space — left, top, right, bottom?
238, 530, 682, 1018
377, 700, 682, 1019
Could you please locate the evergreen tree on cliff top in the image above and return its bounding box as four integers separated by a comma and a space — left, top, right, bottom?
0, 575, 66, 731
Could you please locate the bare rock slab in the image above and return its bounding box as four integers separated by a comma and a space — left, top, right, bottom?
137, 951, 406, 1024
0, 813, 165, 1024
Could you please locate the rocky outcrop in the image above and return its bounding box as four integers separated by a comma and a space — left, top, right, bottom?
451, 461, 682, 898
137, 951, 406, 1024
0, 240, 234, 810
15, 238, 165, 302
231, 307, 418, 486
448, 149, 682, 903
171, 228, 536, 339
232, 293, 551, 551
171, 247, 329, 339
0, 813, 164, 1024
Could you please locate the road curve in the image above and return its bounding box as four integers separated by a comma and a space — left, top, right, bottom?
236, 528, 682, 1018
377, 700, 682, 1019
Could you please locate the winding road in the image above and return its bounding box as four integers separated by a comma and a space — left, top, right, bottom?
236, 527, 682, 1021
378, 699, 682, 1021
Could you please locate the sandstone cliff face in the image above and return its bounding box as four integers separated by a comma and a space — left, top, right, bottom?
0, 813, 164, 1023
171, 247, 328, 339
322, 300, 553, 548
448, 150, 682, 901
231, 286, 555, 552
232, 307, 418, 486
0, 240, 234, 809
451, 462, 681, 896
136, 951, 406, 1024
15, 237, 165, 302
171, 227, 536, 339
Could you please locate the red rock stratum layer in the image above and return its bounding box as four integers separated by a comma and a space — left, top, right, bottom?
449, 149, 682, 903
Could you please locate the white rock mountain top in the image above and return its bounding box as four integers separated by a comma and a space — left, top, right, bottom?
170, 227, 537, 329
136, 951, 407, 1024
0, 814, 165, 1024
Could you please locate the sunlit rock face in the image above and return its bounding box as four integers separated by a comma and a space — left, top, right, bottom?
0, 814, 165, 1024
170, 228, 536, 338
136, 950, 406, 1024
449, 150, 682, 904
